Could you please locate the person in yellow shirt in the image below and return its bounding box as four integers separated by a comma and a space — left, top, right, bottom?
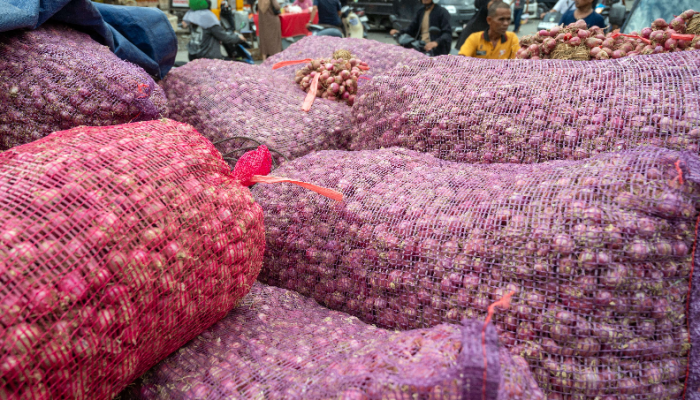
458, 1, 520, 59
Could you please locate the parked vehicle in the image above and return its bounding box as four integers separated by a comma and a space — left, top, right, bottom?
357, 0, 474, 37
537, 9, 561, 31
392, 24, 442, 55
342, 5, 369, 38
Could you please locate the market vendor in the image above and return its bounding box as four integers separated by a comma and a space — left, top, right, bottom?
559, 0, 605, 28
458, 1, 519, 59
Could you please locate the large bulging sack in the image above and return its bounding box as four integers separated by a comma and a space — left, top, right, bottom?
0, 119, 265, 399
348, 53, 700, 163
262, 36, 427, 81
252, 147, 700, 399
160, 59, 351, 163
128, 282, 544, 400
0, 24, 168, 151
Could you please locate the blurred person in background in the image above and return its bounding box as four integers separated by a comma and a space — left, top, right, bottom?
540, 0, 574, 18
307, 0, 343, 33
459, 1, 519, 59
559, 0, 604, 28
258, 0, 283, 60
455, 0, 495, 51
388, 0, 452, 56
182, 0, 247, 61
509, 0, 528, 34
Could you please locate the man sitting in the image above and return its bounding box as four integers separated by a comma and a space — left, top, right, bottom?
458, 1, 519, 59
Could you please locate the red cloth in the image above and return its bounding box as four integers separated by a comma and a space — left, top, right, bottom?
253, 11, 318, 38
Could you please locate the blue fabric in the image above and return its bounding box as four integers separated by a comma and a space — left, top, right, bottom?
512, 7, 524, 33
0, 0, 176, 79
95, 4, 178, 79
312, 0, 342, 27
559, 9, 606, 29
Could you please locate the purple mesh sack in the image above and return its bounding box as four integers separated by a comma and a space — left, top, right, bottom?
262, 36, 427, 81
251, 146, 700, 399
127, 282, 544, 400
348, 53, 700, 163
160, 59, 351, 163
0, 24, 167, 151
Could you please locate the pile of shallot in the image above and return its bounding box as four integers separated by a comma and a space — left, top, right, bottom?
517, 9, 700, 60
295, 57, 368, 106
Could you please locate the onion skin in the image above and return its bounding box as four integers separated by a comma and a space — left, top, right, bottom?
0, 119, 265, 399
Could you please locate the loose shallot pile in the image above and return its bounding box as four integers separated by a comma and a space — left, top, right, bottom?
127, 283, 544, 400
0, 119, 265, 399
295, 52, 368, 106
518, 9, 700, 60
0, 24, 167, 151
263, 36, 427, 80
252, 146, 700, 399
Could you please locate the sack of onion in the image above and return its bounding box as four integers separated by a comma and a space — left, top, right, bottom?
160, 59, 352, 163
252, 146, 700, 399
348, 53, 700, 163
0, 24, 167, 151
126, 282, 544, 400
0, 119, 265, 399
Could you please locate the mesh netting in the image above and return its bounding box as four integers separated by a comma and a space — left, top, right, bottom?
0, 24, 168, 151
126, 282, 544, 400
261, 36, 427, 81
348, 53, 700, 163
0, 119, 264, 399
161, 59, 351, 163
251, 146, 700, 399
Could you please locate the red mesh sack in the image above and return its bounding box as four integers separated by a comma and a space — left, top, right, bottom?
251, 146, 700, 399
0, 24, 168, 151
0, 119, 264, 399
348, 53, 700, 163
261, 36, 427, 81
126, 282, 544, 400
160, 59, 351, 163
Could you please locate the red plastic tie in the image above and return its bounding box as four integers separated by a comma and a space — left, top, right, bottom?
232, 145, 343, 202
302, 74, 320, 112
272, 59, 312, 69
136, 83, 149, 99
358, 65, 370, 71
128, 112, 142, 123
682, 215, 700, 399
481, 290, 515, 400
671, 33, 697, 41
675, 160, 685, 186
358, 76, 370, 81
609, 32, 651, 45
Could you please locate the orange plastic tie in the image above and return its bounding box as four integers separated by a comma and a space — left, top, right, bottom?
675, 160, 684, 186
302, 74, 320, 112
481, 290, 515, 400
358, 65, 370, 71
682, 214, 700, 400
250, 175, 343, 202
671, 33, 696, 41
272, 59, 313, 69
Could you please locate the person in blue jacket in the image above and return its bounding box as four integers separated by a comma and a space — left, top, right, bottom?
559, 0, 605, 28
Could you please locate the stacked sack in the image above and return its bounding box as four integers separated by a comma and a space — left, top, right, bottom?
252, 146, 700, 399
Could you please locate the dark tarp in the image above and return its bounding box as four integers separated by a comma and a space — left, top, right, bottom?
0, 0, 177, 79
